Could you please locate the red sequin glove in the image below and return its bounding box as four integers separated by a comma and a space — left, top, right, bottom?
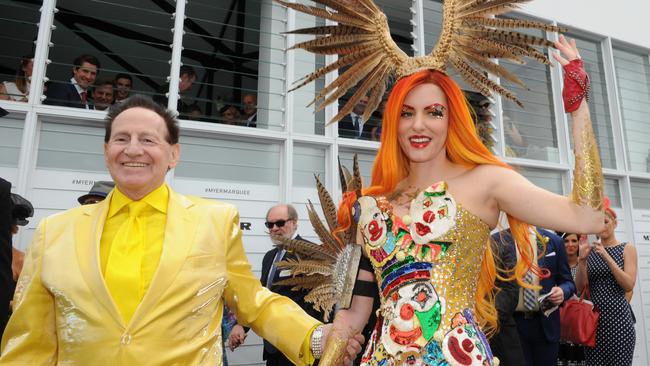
562, 59, 590, 113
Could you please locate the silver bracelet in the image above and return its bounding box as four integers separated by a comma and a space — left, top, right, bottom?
310, 325, 324, 359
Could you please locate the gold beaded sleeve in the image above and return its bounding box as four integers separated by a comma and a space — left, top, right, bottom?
570, 116, 604, 210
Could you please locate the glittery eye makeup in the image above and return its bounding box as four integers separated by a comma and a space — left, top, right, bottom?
425, 104, 446, 119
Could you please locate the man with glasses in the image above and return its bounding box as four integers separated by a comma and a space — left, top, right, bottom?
260, 204, 324, 366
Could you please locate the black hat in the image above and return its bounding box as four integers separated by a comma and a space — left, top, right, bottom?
77, 181, 115, 204
11, 193, 33, 226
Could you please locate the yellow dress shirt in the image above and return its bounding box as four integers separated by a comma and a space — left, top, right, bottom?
100, 184, 168, 322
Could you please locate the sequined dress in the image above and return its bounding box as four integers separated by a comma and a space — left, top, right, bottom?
357, 182, 495, 366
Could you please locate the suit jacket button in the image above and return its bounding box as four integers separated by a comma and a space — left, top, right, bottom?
121, 333, 132, 345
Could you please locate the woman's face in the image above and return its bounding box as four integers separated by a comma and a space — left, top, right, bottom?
397, 83, 449, 165
22, 59, 33, 77
564, 234, 579, 256
601, 213, 617, 238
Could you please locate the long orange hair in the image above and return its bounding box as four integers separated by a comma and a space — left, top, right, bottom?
336, 70, 538, 335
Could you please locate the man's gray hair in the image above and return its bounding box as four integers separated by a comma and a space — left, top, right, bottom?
267, 204, 298, 221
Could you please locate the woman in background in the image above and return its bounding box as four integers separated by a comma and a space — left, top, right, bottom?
0, 55, 33, 102
576, 202, 637, 365
557, 232, 585, 366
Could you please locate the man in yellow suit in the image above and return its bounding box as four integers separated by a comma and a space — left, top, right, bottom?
0, 95, 362, 365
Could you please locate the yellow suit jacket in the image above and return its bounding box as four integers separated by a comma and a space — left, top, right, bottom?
0, 189, 320, 365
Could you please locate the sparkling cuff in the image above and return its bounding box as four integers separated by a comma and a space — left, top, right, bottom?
310, 325, 324, 359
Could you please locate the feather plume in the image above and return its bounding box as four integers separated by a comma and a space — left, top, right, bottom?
276, 236, 337, 261
276, 1, 368, 28
463, 17, 565, 33
459, 48, 527, 88
450, 56, 523, 107
310, 0, 372, 20
338, 157, 348, 193
289, 49, 375, 92
329, 62, 387, 124
275, 274, 327, 290
315, 174, 339, 232
459, 0, 527, 17
313, 52, 383, 110
289, 34, 375, 52
276, 259, 332, 276
306, 200, 341, 254
480, 29, 555, 48
284, 25, 371, 36
361, 65, 389, 123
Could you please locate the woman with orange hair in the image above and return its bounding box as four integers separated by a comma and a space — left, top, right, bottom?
313, 36, 606, 366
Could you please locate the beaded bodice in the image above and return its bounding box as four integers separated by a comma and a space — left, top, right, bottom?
356, 182, 494, 366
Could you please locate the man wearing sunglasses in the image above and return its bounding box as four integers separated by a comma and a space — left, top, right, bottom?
260, 204, 324, 366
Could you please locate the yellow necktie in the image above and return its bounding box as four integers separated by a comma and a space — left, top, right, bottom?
105, 201, 147, 323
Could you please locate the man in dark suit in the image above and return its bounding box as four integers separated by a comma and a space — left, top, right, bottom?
338, 95, 375, 140
44, 54, 100, 109
241, 93, 257, 128
260, 204, 324, 366
489, 235, 526, 365
496, 227, 575, 366
89, 80, 115, 111
0, 177, 14, 336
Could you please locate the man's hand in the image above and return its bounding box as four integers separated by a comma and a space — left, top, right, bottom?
320, 323, 365, 366
547, 286, 565, 306
227, 324, 246, 351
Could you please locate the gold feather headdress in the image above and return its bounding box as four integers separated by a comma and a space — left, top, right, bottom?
277, 0, 565, 124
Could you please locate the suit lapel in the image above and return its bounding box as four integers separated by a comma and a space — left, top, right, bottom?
129, 190, 198, 329
75, 192, 125, 327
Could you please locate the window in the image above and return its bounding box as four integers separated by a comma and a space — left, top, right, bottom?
181, 0, 283, 129
604, 177, 622, 208
292, 1, 325, 135
613, 47, 650, 173
501, 28, 558, 162
45, 0, 174, 109
517, 166, 564, 195
0, 1, 40, 103
570, 36, 617, 169
631, 179, 650, 210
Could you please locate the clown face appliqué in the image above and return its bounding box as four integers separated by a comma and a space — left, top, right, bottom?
408, 182, 456, 244
442, 310, 493, 366
356, 196, 397, 265
381, 279, 445, 358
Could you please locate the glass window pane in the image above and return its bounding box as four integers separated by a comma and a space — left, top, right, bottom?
518, 166, 564, 195
567, 36, 617, 169
631, 179, 650, 210
613, 48, 650, 173
45, 0, 174, 109
0, 113, 26, 183
604, 177, 622, 208
181, 0, 283, 131
0, 1, 40, 103
502, 29, 558, 162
